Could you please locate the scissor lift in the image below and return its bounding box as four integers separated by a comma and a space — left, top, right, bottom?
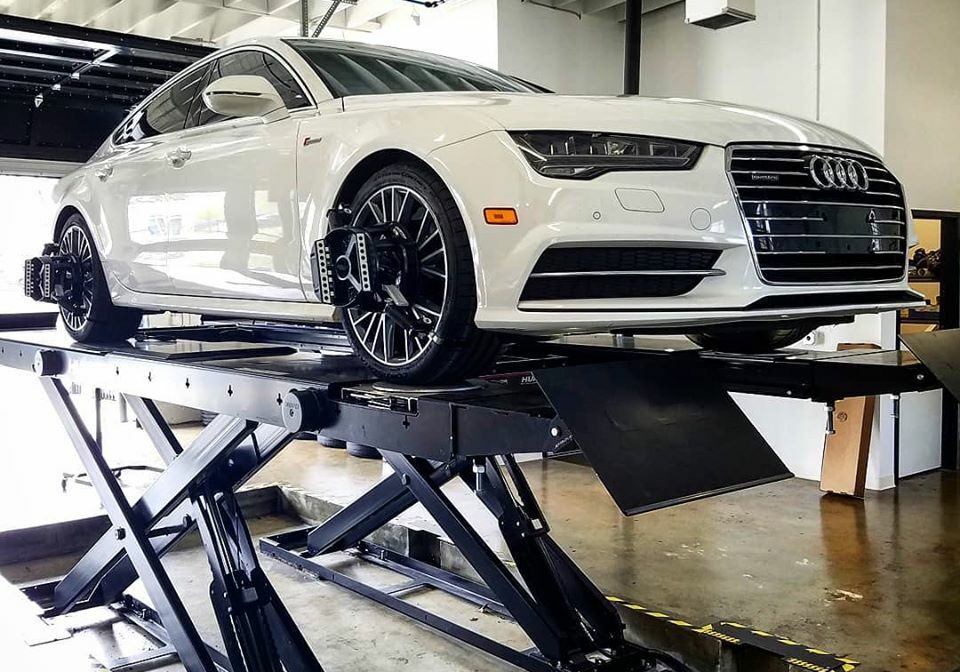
1, 318, 953, 672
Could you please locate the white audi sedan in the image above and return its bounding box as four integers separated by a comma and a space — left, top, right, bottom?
28, 38, 923, 382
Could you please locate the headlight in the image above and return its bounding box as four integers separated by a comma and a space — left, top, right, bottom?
509, 131, 703, 179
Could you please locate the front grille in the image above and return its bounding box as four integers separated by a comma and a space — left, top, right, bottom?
520, 246, 722, 301
728, 145, 907, 284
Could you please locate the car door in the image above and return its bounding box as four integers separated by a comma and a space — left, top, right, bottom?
89, 64, 209, 294
162, 48, 309, 301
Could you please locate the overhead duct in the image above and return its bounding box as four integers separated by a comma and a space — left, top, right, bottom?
686, 0, 756, 29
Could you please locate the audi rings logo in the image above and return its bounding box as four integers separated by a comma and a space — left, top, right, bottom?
808, 155, 870, 192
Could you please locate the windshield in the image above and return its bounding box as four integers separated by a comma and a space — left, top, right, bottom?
286, 39, 535, 97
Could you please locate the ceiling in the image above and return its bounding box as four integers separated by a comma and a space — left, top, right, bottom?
0, 13, 211, 162
0, 0, 377, 45
0, 0, 684, 46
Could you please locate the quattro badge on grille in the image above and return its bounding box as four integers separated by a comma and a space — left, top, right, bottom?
808, 155, 870, 192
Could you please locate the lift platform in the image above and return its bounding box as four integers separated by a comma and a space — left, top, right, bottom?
0, 318, 954, 672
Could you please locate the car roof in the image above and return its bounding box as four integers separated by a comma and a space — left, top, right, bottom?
233, 37, 491, 73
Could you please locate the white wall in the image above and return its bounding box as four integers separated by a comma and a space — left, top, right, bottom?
497, 0, 623, 94
884, 0, 960, 212
640, 0, 889, 150
818, 0, 888, 153
640, 0, 818, 119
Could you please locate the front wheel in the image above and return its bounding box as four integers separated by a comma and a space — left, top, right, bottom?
686, 327, 811, 353
339, 164, 500, 384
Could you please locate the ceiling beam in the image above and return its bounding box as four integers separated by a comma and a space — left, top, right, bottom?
221, 0, 271, 12
2, 0, 60, 19
172, 0, 281, 18
0, 0, 382, 45
128, 3, 219, 40
345, 0, 400, 30
33, 0, 126, 27
87, 0, 179, 33
175, 9, 261, 42
174, 0, 304, 42
582, 0, 625, 15
211, 13, 300, 43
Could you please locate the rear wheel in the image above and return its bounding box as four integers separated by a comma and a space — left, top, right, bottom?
686, 327, 811, 353
339, 164, 500, 384
57, 215, 142, 342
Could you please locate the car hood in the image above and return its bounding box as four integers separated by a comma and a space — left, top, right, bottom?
342, 92, 878, 156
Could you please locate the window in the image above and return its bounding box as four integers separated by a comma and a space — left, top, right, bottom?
286, 41, 534, 98
190, 50, 309, 128
0, 176, 57, 314
113, 65, 209, 145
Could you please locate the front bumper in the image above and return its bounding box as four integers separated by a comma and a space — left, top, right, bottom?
427, 134, 921, 336
478, 290, 923, 335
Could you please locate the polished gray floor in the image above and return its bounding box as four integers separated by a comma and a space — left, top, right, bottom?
2, 422, 958, 671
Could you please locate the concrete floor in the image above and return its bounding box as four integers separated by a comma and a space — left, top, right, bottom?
2, 419, 960, 671
249, 440, 960, 672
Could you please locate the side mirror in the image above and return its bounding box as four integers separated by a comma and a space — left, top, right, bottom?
202, 75, 290, 122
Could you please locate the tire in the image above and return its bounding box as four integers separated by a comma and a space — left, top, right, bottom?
339, 163, 500, 384
686, 327, 811, 353
57, 215, 143, 343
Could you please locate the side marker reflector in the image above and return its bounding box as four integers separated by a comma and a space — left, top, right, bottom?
484, 208, 518, 225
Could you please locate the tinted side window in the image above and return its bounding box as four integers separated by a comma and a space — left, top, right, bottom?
193, 50, 309, 128
113, 66, 208, 145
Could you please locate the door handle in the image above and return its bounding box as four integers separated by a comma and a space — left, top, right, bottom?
94, 165, 113, 182
166, 148, 192, 168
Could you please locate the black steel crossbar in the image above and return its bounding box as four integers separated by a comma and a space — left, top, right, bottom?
0, 326, 560, 459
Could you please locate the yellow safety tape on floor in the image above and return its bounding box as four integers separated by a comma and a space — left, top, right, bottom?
604, 594, 860, 672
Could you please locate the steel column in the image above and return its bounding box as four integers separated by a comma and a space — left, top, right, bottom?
623, 0, 642, 95
940, 215, 960, 469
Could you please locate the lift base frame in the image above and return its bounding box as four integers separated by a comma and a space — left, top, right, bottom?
0, 319, 949, 672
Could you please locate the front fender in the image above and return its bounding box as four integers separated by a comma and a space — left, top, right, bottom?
295, 106, 503, 301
